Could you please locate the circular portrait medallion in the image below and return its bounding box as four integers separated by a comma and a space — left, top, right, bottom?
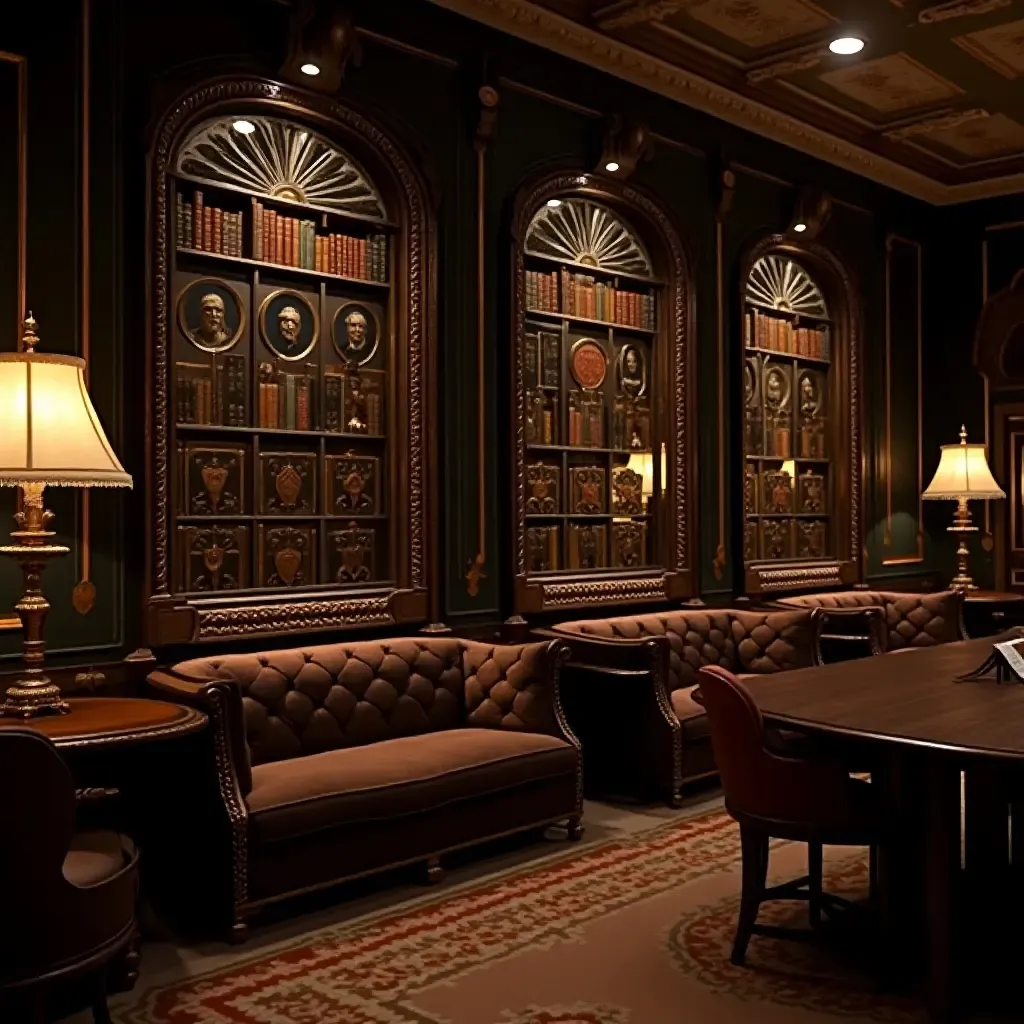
258, 289, 319, 362
331, 301, 381, 366
570, 338, 608, 390
177, 278, 245, 353
617, 343, 647, 399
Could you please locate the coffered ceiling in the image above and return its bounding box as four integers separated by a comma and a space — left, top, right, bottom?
429, 0, 1024, 204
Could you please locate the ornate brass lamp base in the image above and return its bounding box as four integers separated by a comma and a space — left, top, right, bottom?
948, 496, 978, 592
0, 482, 71, 718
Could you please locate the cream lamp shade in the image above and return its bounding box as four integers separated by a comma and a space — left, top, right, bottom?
0, 350, 131, 489
625, 444, 667, 500
922, 426, 1004, 501
626, 450, 654, 498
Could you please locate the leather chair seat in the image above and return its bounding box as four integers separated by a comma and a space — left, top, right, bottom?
62, 831, 133, 888
670, 686, 709, 739
248, 729, 577, 844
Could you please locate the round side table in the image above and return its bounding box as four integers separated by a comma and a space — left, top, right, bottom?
0, 697, 207, 749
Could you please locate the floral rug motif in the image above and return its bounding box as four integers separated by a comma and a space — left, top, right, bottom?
118, 807, 925, 1024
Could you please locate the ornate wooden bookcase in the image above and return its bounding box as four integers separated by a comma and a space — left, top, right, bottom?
145, 79, 435, 646
739, 237, 861, 595
510, 173, 695, 615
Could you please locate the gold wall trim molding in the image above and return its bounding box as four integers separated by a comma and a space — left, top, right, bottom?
0, 49, 27, 340
428, 0, 1024, 205
74, 0, 96, 616
882, 234, 924, 565
0, 48, 27, 633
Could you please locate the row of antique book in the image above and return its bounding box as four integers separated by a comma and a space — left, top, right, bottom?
526, 521, 648, 573
176, 193, 244, 258
175, 358, 385, 435
526, 462, 648, 517
251, 200, 388, 280
525, 389, 651, 450
179, 521, 378, 593
181, 445, 382, 518
745, 518, 827, 562
745, 308, 827, 360
175, 356, 246, 426
525, 270, 655, 329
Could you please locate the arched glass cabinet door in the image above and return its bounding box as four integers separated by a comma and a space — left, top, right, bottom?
510, 173, 696, 616
740, 241, 862, 595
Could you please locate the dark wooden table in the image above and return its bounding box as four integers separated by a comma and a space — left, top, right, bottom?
0, 697, 207, 748
742, 637, 1024, 1024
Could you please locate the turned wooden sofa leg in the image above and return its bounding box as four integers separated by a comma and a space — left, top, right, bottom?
424, 856, 444, 884
228, 909, 250, 944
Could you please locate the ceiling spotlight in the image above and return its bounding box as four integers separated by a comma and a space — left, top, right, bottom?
605, 161, 620, 173
793, 222, 807, 233
232, 119, 256, 135
829, 36, 865, 55
300, 62, 321, 76
546, 199, 562, 208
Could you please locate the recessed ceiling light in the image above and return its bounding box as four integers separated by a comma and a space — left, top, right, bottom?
829, 36, 865, 55
546, 198, 562, 208
232, 119, 256, 135
300, 62, 321, 76
605, 161, 620, 172
793, 222, 807, 233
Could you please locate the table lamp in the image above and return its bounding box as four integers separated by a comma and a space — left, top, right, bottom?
0, 314, 132, 717
922, 425, 1004, 591
625, 443, 667, 514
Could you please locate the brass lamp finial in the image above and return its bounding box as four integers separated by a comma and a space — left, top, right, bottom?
21, 312, 40, 353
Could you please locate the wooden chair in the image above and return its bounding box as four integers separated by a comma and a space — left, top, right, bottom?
696, 665, 884, 965
0, 729, 140, 1023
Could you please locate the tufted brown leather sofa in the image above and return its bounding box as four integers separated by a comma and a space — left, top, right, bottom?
775, 590, 965, 659
546, 608, 823, 804
148, 637, 581, 937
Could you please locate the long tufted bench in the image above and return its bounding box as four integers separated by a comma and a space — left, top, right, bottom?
774, 589, 965, 659
148, 637, 581, 937
546, 608, 822, 804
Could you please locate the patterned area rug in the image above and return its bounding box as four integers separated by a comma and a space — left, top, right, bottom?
118, 808, 925, 1023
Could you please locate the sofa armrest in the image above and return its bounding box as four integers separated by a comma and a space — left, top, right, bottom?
543, 629, 682, 801
462, 640, 580, 748
148, 671, 252, 797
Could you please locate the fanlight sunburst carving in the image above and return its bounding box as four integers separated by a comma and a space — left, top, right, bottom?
746, 255, 827, 318
526, 199, 652, 278
175, 116, 385, 219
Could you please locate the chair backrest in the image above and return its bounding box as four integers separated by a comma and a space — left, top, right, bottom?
778, 589, 961, 649
167, 638, 468, 765
0, 729, 78, 961
694, 665, 771, 817
551, 608, 818, 691
697, 665, 857, 828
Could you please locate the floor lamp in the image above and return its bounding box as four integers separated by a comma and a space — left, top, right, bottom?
0, 314, 132, 717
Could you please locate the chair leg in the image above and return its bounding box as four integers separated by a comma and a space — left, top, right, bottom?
808, 840, 823, 928
731, 825, 769, 966
92, 973, 113, 1024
